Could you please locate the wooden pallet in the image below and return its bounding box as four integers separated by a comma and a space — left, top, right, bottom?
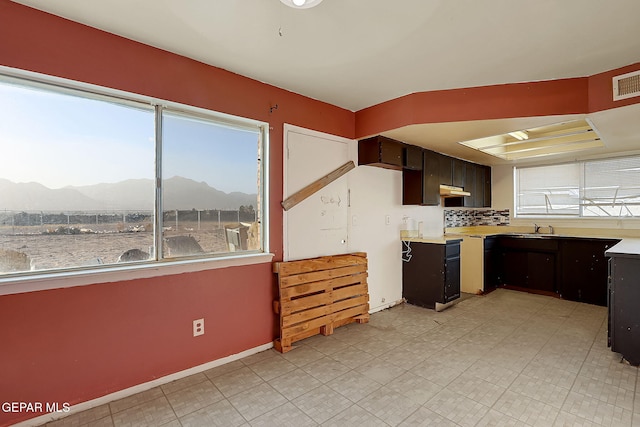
272, 252, 370, 353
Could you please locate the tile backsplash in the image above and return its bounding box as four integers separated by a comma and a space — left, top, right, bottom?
445, 209, 510, 227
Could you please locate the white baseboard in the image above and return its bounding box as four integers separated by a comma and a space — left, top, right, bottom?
13, 342, 274, 427
369, 298, 404, 314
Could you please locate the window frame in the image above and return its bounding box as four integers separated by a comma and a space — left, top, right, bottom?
0, 66, 271, 291
514, 155, 640, 219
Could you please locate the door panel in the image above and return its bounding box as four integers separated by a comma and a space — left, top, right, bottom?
284, 126, 351, 261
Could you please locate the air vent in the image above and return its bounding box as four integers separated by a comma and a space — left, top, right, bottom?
613, 70, 640, 101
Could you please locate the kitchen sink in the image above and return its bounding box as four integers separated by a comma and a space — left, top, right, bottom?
503, 233, 557, 239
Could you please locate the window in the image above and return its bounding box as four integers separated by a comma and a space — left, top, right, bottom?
515, 164, 580, 216
515, 155, 640, 218
0, 72, 266, 277
583, 156, 640, 217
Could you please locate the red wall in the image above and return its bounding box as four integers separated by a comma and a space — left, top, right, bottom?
355, 67, 640, 139
0, 2, 353, 425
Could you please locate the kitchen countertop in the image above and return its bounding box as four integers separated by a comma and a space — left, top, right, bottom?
402, 226, 640, 254
446, 226, 640, 240
606, 239, 640, 258
401, 236, 463, 244
447, 226, 640, 257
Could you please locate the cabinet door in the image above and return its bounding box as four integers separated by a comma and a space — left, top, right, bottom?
444, 254, 461, 302
527, 252, 556, 292
463, 162, 476, 207
422, 150, 440, 206
500, 250, 528, 287
404, 145, 423, 170
402, 169, 423, 205
358, 136, 403, 169
482, 165, 492, 207
484, 236, 498, 290
609, 256, 640, 365
560, 239, 618, 306
475, 166, 486, 208
438, 154, 452, 186
379, 137, 403, 167
452, 158, 466, 188
402, 241, 444, 308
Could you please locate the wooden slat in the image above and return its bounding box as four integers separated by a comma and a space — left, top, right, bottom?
332, 304, 369, 323
279, 264, 366, 288
281, 316, 331, 339
280, 292, 332, 315
279, 281, 328, 300
280, 273, 366, 300
330, 295, 369, 313
275, 253, 367, 276
281, 161, 355, 211
332, 282, 368, 301
282, 305, 332, 328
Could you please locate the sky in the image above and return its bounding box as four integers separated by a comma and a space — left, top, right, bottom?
0, 79, 259, 194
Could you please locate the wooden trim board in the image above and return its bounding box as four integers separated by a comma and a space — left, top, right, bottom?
281, 161, 355, 211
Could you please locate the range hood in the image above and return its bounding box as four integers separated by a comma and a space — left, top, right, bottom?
439, 184, 471, 197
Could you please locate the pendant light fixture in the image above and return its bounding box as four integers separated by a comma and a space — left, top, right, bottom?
280, 0, 324, 9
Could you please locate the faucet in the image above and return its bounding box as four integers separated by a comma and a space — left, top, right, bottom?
534, 223, 541, 234
548, 225, 554, 234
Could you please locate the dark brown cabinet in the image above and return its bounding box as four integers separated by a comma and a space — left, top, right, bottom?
402, 150, 440, 206
493, 235, 618, 305
496, 236, 559, 293
460, 162, 491, 208
403, 145, 423, 170
402, 240, 461, 309
463, 162, 478, 207
560, 238, 619, 306
438, 154, 452, 185
357, 135, 491, 207
358, 135, 404, 170
481, 165, 492, 207
607, 248, 640, 365
452, 158, 466, 188
483, 236, 499, 291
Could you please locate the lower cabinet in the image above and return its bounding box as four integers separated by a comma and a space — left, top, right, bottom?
607, 252, 640, 365
494, 235, 619, 306
560, 238, 619, 306
496, 236, 559, 293
483, 236, 499, 291
402, 240, 461, 309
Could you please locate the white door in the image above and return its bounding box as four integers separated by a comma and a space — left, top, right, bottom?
284, 125, 353, 261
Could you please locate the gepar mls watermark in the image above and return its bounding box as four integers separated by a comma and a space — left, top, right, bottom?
2, 401, 71, 413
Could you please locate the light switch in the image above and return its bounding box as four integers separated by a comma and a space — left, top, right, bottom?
352, 215, 358, 226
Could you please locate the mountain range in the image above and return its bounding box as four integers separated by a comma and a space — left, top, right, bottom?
0, 176, 257, 212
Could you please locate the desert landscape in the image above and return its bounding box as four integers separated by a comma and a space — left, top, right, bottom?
0, 216, 258, 274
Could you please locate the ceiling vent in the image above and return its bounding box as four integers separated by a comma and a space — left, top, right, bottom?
613, 70, 640, 101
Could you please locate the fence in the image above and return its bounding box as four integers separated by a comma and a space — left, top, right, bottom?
0, 209, 257, 232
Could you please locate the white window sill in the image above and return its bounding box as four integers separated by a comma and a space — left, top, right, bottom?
0, 252, 274, 296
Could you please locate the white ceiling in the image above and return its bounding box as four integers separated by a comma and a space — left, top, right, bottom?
12, 0, 640, 165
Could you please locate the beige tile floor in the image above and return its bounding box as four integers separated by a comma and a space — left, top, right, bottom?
44, 289, 640, 427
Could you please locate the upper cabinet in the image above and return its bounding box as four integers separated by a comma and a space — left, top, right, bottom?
438, 154, 452, 185
358, 135, 404, 170
452, 158, 466, 188
358, 135, 491, 207
403, 145, 423, 170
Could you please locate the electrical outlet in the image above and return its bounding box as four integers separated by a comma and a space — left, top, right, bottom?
193, 318, 204, 337
385, 215, 390, 225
